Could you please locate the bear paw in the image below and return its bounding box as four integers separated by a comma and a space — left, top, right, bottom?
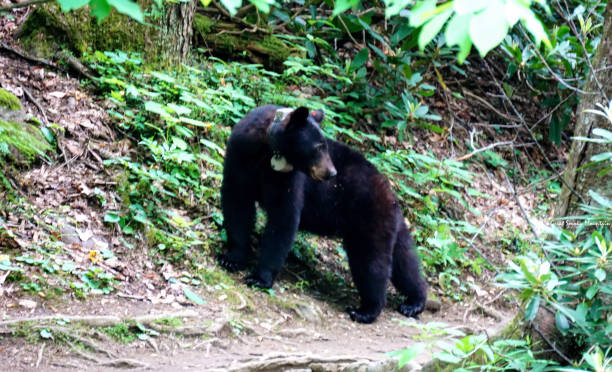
217, 253, 248, 272
347, 307, 377, 324
398, 302, 425, 319
245, 273, 273, 289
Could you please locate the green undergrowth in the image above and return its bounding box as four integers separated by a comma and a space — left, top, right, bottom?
84, 50, 487, 299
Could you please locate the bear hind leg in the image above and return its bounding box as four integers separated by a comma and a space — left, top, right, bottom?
391, 224, 427, 318
219, 176, 256, 272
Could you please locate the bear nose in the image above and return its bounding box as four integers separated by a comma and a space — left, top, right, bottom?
327, 168, 337, 179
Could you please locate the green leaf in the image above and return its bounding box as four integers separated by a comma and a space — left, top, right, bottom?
525, 296, 540, 321
104, 212, 121, 223
453, 0, 487, 15
504, 0, 529, 27
594, 268, 606, 282
90, 0, 111, 22
586, 284, 598, 300
409, 0, 436, 28
249, 0, 274, 13
220, 0, 241, 16
384, 0, 412, 18
144, 101, 168, 116
418, 9, 452, 50
520, 9, 549, 47
591, 152, 612, 162
555, 311, 569, 332
350, 48, 369, 72
589, 190, 612, 209
200, 0, 212, 6
183, 288, 206, 305
593, 128, 612, 141
445, 13, 472, 63
57, 0, 89, 12
106, 0, 144, 22
388, 342, 426, 368
469, 0, 508, 57
332, 0, 360, 16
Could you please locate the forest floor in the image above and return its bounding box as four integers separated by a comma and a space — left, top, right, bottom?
0, 8, 562, 372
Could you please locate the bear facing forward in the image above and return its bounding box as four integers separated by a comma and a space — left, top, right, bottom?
219, 105, 427, 323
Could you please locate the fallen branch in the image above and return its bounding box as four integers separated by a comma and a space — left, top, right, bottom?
463, 90, 520, 122
35, 343, 45, 368
0, 310, 199, 328
20, 84, 48, 125
453, 140, 514, 162
0, 43, 58, 70
0, 0, 52, 12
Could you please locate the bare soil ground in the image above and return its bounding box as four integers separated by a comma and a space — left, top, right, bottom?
0, 5, 549, 371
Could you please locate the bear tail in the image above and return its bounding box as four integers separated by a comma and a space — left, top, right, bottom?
391, 222, 427, 318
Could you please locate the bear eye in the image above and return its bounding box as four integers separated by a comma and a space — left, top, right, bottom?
314, 143, 325, 151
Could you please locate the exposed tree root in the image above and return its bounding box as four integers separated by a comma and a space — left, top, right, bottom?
98, 358, 149, 369
0, 310, 199, 328
208, 352, 408, 372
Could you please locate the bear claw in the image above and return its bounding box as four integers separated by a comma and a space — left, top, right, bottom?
398, 302, 424, 319
347, 307, 377, 324
217, 254, 248, 272
245, 274, 273, 289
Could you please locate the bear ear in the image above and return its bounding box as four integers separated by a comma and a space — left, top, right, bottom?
285, 107, 309, 130
310, 110, 324, 126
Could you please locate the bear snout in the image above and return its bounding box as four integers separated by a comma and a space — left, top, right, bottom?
310, 155, 337, 181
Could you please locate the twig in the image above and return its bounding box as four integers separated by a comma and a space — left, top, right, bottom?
503, 172, 539, 240
453, 140, 514, 162
35, 343, 45, 368
529, 92, 576, 132
474, 301, 504, 321
20, 84, 48, 125
67, 340, 102, 364
463, 90, 520, 122
518, 25, 597, 96
212, 1, 269, 34
0, 0, 52, 12
504, 172, 561, 278
272, 5, 306, 30
38, 326, 116, 358
336, 12, 362, 47
531, 322, 574, 364
482, 59, 585, 205
0, 43, 58, 70
558, 0, 608, 101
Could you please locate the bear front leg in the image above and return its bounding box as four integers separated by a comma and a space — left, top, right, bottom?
219, 175, 256, 272
345, 237, 393, 324
246, 183, 303, 289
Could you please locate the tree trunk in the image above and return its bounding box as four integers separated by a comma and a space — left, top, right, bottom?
161, 1, 197, 64
17, 0, 196, 64
555, 0, 612, 218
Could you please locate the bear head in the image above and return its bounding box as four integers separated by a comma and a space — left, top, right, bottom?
268, 107, 337, 181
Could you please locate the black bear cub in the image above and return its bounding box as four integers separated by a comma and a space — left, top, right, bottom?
219, 105, 427, 323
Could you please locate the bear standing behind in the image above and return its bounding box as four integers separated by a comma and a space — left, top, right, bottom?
219, 105, 427, 323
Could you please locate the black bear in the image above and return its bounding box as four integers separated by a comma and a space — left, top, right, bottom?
219, 105, 427, 323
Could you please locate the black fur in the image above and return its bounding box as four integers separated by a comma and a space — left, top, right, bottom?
219, 105, 427, 323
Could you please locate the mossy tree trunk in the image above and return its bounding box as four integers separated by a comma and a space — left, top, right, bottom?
555, 0, 612, 218
18, 0, 197, 64
161, 0, 197, 64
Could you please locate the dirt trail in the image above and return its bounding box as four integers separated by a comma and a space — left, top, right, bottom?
1, 287, 513, 371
